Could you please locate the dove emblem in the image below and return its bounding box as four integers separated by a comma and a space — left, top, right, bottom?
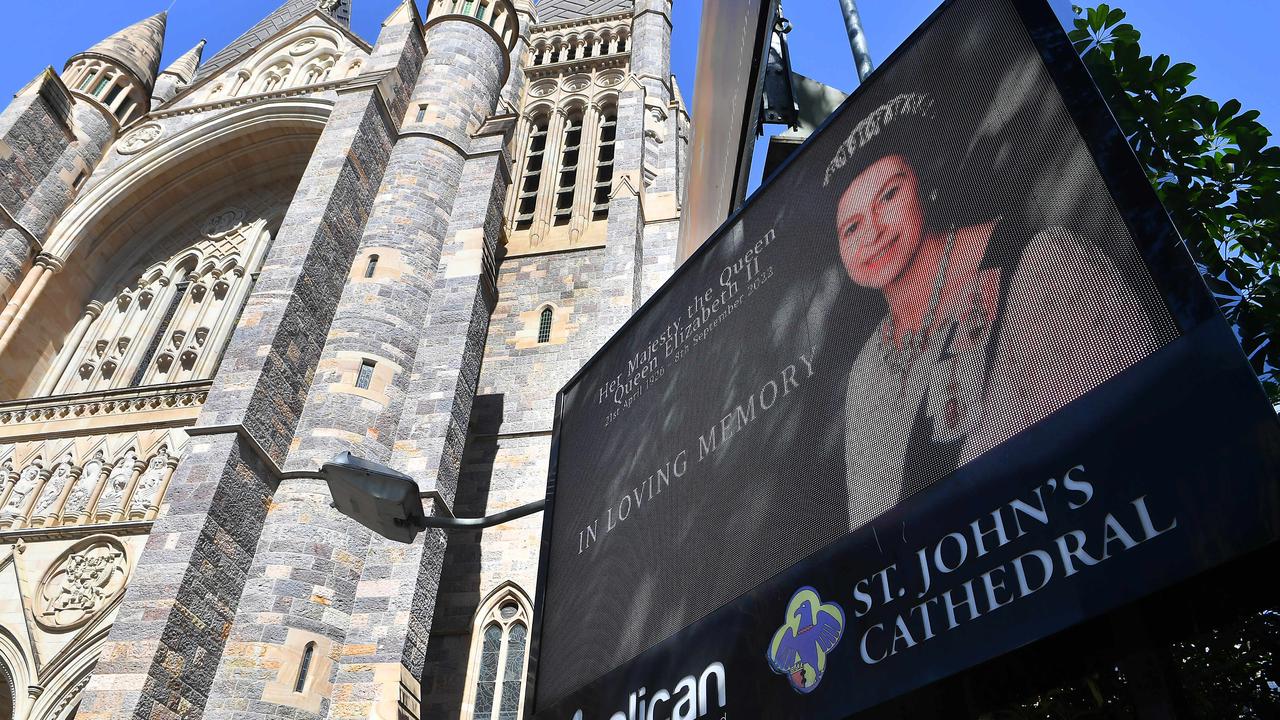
766, 586, 846, 694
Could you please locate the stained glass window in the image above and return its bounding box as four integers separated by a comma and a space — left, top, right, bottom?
473, 623, 503, 717
498, 623, 528, 720
469, 592, 530, 720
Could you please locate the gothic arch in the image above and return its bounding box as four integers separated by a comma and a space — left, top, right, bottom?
27, 620, 114, 720
2, 101, 330, 399
0, 626, 30, 720
460, 582, 533, 720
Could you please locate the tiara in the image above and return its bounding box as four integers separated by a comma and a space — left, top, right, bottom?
823, 93, 936, 187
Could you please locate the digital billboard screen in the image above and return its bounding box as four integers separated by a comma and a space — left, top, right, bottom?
530, 0, 1280, 717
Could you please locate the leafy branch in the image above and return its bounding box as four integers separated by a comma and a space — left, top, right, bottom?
1071, 4, 1280, 403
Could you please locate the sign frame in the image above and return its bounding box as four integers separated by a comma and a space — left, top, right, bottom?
525, 0, 1277, 716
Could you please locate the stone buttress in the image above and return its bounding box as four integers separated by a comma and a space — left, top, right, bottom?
196, 1, 524, 718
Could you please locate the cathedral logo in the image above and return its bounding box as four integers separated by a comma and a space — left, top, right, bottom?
766, 586, 845, 694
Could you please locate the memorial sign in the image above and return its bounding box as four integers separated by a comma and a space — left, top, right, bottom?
529, 0, 1280, 716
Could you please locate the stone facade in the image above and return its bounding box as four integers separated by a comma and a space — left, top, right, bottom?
0, 1, 688, 719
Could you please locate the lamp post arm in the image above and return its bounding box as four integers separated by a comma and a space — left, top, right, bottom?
415, 497, 546, 530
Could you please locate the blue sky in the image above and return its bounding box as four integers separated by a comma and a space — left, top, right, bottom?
2, 0, 1276, 192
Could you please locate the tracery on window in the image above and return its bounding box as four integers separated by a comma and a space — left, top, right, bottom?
466, 586, 532, 720
36, 212, 277, 397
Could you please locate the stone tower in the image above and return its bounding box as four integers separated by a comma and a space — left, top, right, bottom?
0, 0, 688, 718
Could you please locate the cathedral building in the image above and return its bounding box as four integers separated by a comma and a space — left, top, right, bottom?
0, 0, 688, 717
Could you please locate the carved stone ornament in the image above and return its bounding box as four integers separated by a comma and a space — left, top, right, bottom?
563, 75, 592, 93
2, 464, 41, 515
290, 37, 319, 56
597, 71, 624, 88
63, 456, 103, 517
35, 535, 128, 632
530, 80, 557, 98
201, 207, 247, 238
117, 123, 162, 155
96, 450, 135, 513
33, 461, 73, 515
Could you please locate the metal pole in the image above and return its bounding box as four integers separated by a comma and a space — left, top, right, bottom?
838, 0, 875, 82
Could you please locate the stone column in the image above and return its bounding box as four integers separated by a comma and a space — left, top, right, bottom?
72, 6, 428, 720
598, 76, 647, 333
631, 0, 683, 302
531, 108, 567, 246
504, 114, 535, 222
70, 458, 111, 526
36, 464, 81, 528
8, 467, 51, 531
35, 299, 102, 395
198, 6, 510, 720
569, 102, 603, 243
327, 121, 512, 720
0, 252, 61, 355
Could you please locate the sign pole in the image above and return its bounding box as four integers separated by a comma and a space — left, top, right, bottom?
838, 0, 875, 82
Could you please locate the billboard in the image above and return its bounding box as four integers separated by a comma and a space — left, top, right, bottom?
530, 0, 1280, 717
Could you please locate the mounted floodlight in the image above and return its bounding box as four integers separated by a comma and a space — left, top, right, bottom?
316, 451, 546, 543
320, 451, 427, 544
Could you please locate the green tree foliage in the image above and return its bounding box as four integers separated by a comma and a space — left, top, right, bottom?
1070, 4, 1280, 402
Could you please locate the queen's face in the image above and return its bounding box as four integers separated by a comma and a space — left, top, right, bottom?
835, 154, 926, 290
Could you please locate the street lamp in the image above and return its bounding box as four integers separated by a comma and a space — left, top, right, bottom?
316, 451, 545, 543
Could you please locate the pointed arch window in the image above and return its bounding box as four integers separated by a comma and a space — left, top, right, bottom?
295, 641, 316, 693
553, 110, 584, 227
514, 113, 549, 231
593, 105, 618, 221
466, 589, 531, 720
537, 307, 553, 343
103, 83, 124, 106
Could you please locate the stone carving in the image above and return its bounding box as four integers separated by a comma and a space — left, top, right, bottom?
34, 459, 74, 515
2, 463, 42, 516
201, 207, 247, 238
64, 454, 104, 518
597, 72, 624, 88
530, 81, 557, 98
317, 0, 340, 12
96, 450, 136, 516
130, 447, 170, 513
291, 37, 319, 56
118, 123, 162, 155
36, 535, 128, 631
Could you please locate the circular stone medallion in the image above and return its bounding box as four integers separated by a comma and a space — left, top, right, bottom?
35, 535, 129, 632
117, 123, 162, 155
